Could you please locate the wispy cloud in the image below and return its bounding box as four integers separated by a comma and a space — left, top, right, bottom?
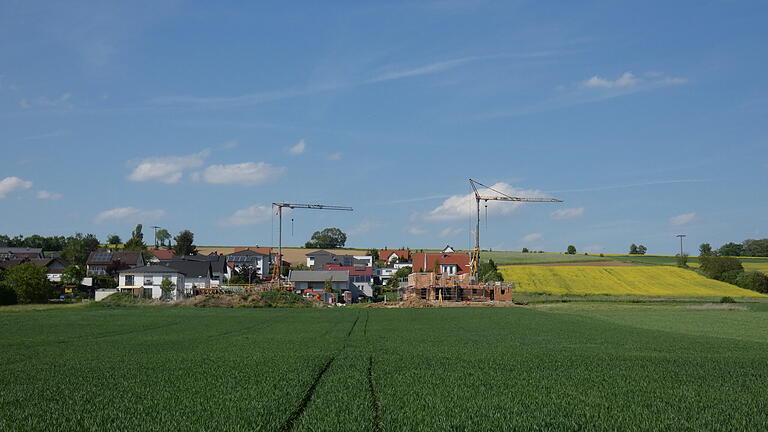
219, 140, 239, 150
326, 152, 343, 161
670, 212, 696, 226
521, 233, 543, 243
220, 204, 272, 226
127, 150, 209, 184
349, 220, 381, 235
289, 139, 306, 155
407, 226, 427, 236
0, 176, 32, 198
547, 179, 706, 194
487, 71, 688, 118
439, 227, 464, 238
202, 162, 286, 186
381, 194, 453, 205
551, 207, 584, 220
19, 93, 73, 110
36, 190, 62, 200
150, 52, 563, 109
94, 207, 165, 223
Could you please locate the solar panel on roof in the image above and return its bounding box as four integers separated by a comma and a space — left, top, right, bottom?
93, 252, 112, 263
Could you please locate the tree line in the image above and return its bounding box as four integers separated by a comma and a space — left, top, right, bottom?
700, 238, 768, 257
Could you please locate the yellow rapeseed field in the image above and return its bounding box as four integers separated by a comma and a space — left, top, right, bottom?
499, 265, 766, 297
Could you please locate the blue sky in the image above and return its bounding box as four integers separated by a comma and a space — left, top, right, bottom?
1, 0, 766, 254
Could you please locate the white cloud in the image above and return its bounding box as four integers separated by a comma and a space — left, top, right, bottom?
289, 139, 306, 155
94, 207, 166, 223
551, 207, 585, 220
407, 226, 427, 236
582, 72, 639, 88
36, 190, 62, 200
426, 182, 548, 221
0, 176, 32, 198
202, 162, 286, 186
327, 152, 342, 161
349, 220, 381, 235
670, 212, 696, 226
439, 227, 464, 238
521, 233, 543, 243
220, 205, 272, 226
127, 150, 209, 184
581, 71, 687, 90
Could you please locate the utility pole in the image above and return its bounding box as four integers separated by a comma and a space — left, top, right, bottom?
676, 234, 687, 256
151, 226, 160, 249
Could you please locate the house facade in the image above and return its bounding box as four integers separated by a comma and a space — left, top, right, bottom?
157, 259, 212, 291
306, 250, 372, 270
325, 264, 374, 297
288, 270, 364, 301
226, 249, 270, 279
378, 249, 410, 263
114, 265, 186, 300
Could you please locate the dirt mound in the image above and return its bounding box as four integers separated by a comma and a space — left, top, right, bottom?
177, 290, 317, 308
399, 297, 434, 308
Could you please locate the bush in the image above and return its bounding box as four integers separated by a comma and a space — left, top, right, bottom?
0, 283, 18, 305
4, 262, 52, 304
676, 253, 688, 267
700, 256, 744, 281
735, 271, 768, 294
719, 270, 742, 285
720, 296, 736, 303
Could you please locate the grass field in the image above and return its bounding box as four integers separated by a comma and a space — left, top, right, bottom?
499, 265, 766, 297
482, 250, 611, 265
1, 306, 767, 431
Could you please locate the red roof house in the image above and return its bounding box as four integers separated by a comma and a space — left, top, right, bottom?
410, 252, 471, 275
379, 249, 411, 263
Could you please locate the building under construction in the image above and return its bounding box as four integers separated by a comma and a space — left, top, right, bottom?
405, 272, 514, 302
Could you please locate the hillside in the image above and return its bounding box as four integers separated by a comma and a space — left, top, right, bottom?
500, 265, 765, 297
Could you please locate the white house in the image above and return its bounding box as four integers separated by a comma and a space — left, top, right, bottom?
113, 265, 186, 300
442, 245, 456, 253
226, 249, 271, 279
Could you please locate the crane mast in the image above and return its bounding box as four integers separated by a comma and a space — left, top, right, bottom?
469, 179, 562, 278
271, 202, 353, 282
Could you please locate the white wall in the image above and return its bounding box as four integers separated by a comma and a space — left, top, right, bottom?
118, 273, 185, 299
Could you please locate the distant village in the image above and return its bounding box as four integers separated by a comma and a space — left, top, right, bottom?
0, 226, 513, 305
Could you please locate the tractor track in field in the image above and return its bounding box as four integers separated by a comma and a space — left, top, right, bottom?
367, 355, 382, 432
280, 313, 360, 432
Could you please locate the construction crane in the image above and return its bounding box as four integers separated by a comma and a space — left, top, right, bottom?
271, 203, 353, 281
469, 179, 563, 277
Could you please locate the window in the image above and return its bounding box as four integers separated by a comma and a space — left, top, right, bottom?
144, 276, 154, 286
142, 288, 152, 299
124, 275, 134, 286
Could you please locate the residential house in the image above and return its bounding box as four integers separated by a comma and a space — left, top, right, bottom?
109, 265, 186, 300
86, 250, 144, 277
442, 245, 456, 253
378, 249, 410, 263
288, 270, 363, 302
158, 258, 213, 291
147, 249, 175, 263
0, 257, 69, 282
173, 253, 230, 286
411, 252, 471, 275
306, 250, 372, 270
226, 249, 271, 280
325, 264, 374, 297
0, 247, 44, 260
